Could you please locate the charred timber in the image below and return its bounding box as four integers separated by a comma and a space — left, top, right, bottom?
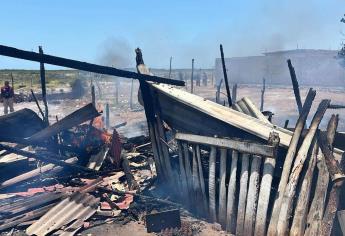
0, 45, 185, 86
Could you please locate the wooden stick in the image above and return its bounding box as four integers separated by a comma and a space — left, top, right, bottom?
290, 143, 318, 236
276, 99, 330, 236
218, 148, 227, 228
244, 154, 262, 236
267, 88, 316, 236
30, 89, 45, 119
39, 46, 49, 125
260, 77, 265, 111
208, 146, 217, 222
219, 44, 232, 106
226, 150, 238, 234
0, 44, 185, 86
196, 144, 208, 217
236, 153, 250, 236
254, 132, 280, 236
287, 59, 303, 114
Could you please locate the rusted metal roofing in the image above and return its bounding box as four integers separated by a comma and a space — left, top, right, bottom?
26, 192, 99, 236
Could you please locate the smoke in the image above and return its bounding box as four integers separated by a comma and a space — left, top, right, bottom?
98, 37, 133, 68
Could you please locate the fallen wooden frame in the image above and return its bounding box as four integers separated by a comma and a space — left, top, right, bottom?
0, 44, 185, 86
27, 103, 100, 142
175, 133, 276, 158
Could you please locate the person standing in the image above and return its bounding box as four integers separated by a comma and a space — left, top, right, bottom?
1, 81, 14, 115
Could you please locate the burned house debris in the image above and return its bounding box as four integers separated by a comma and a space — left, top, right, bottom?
0, 43, 344, 236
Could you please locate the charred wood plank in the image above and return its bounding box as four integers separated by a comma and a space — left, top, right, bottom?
0, 44, 185, 86
175, 133, 276, 157
287, 59, 303, 114
0, 143, 95, 173
220, 44, 232, 106
276, 99, 330, 235
218, 148, 227, 228
226, 150, 238, 234
208, 146, 217, 222
267, 88, 316, 236
27, 103, 99, 142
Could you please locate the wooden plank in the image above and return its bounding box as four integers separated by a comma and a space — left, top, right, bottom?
208, 146, 217, 222
175, 133, 275, 157
290, 143, 317, 236
27, 103, 100, 142
305, 151, 329, 236
0, 143, 95, 173
276, 99, 330, 236
196, 144, 208, 217
236, 153, 250, 236
244, 155, 262, 236
183, 142, 194, 209
192, 145, 202, 216
0, 157, 78, 189
267, 88, 316, 236
242, 97, 270, 124
254, 132, 280, 236
0, 45, 185, 86
218, 148, 227, 228
226, 150, 238, 234
177, 141, 189, 205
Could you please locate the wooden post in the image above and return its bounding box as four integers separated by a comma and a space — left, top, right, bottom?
287, 59, 303, 114
254, 132, 280, 236
236, 153, 249, 236
320, 115, 345, 235
177, 141, 189, 205
284, 119, 289, 129
196, 144, 208, 216
244, 155, 262, 236
218, 148, 227, 228
191, 59, 194, 93
232, 83, 237, 103
10, 73, 14, 88
260, 77, 265, 111
216, 79, 223, 103
276, 99, 330, 236
169, 56, 172, 79
208, 146, 217, 222
130, 79, 134, 109
289, 143, 318, 236
30, 89, 45, 119
192, 145, 202, 216
105, 103, 110, 129
226, 150, 238, 234
183, 142, 194, 208
267, 88, 316, 236
91, 83, 95, 107
115, 78, 119, 104
39, 46, 49, 125
220, 44, 232, 107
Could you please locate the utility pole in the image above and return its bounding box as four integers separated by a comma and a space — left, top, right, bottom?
169, 56, 172, 79
191, 58, 194, 93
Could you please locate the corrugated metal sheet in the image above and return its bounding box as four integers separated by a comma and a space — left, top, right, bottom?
26, 192, 99, 236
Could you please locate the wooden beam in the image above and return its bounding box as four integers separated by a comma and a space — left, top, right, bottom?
0, 44, 185, 86
175, 132, 276, 157
268, 88, 316, 236
287, 59, 303, 114
0, 143, 95, 173
236, 153, 249, 236
30, 89, 45, 119
276, 99, 330, 236
208, 146, 217, 222
27, 103, 99, 142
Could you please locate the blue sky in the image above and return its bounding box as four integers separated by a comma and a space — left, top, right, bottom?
0, 0, 344, 69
